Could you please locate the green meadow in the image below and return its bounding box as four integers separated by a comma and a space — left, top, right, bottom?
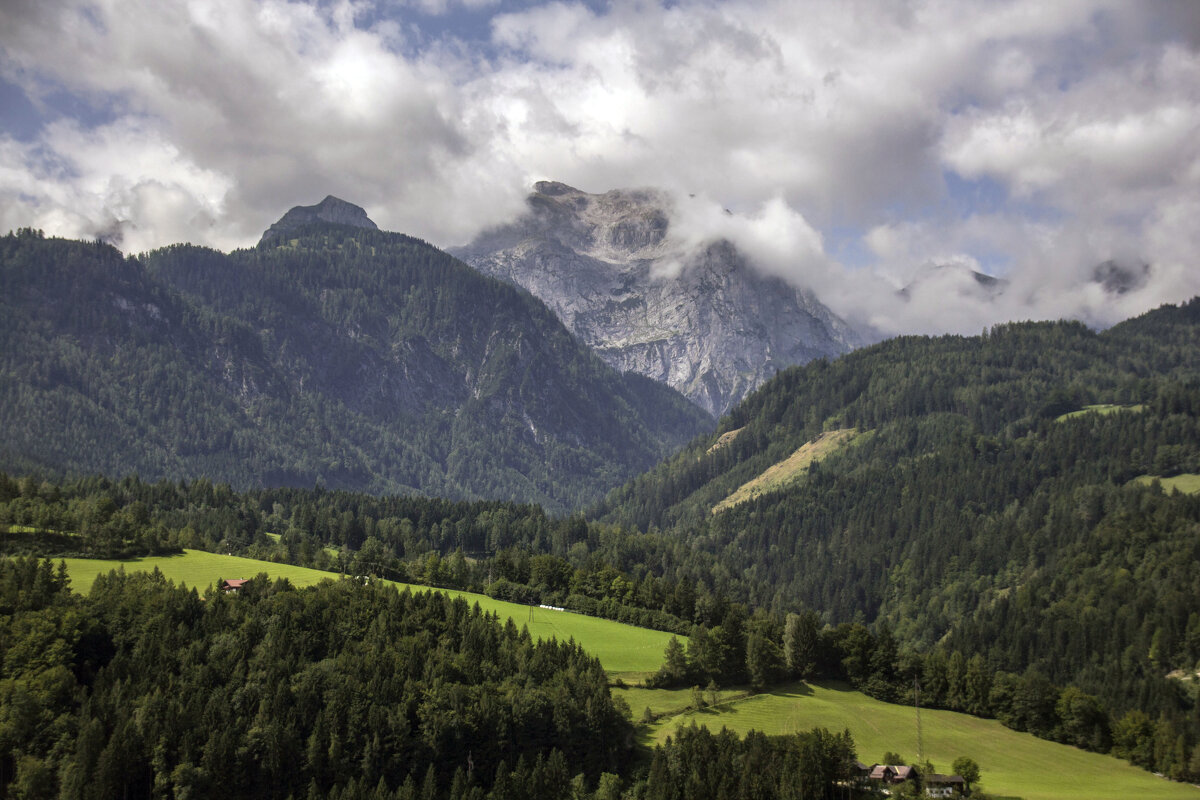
647, 681, 1200, 800
1132, 473, 1200, 495
59, 549, 675, 675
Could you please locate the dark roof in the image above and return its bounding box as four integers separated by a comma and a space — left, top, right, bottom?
925, 774, 965, 785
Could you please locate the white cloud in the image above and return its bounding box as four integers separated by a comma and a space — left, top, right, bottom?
0, 0, 1197, 335
0, 119, 233, 252
0, 0, 531, 248
663, 193, 829, 285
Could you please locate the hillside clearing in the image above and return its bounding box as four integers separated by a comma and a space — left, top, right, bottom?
59, 550, 674, 675
705, 427, 744, 455
712, 428, 857, 513
1055, 403, 1145, 422
614, 685, 746, 719
1131, 473, 1200, 495
647, 681, 1200, 800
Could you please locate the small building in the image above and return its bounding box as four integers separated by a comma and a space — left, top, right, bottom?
847, 761, 873, 789
219, 578, 248, 593
868, 764, 916, 784
924, 774, 965, 798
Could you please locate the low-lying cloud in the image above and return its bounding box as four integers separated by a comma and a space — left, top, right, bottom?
0, 0, 1198, 335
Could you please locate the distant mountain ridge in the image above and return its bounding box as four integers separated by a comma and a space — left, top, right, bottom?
453, 181, 860, 417
0, 206, 711, 511
898, 258, 1154, 306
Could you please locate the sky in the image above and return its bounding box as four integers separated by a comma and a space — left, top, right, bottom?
1, 0, 1199, 336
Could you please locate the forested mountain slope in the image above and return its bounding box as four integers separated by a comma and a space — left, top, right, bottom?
0, 225, 710, 512
596, 299, 1200, 707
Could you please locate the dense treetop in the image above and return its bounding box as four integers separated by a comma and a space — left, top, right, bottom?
0, 557, 634, 799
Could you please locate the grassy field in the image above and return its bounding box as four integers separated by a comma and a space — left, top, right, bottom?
614, 684, 746, 719
1131, 473, 1200, 495
59, 550, 674, 675
647, 681, 1200, 800
713, 428, 857, 513
1056, 403, 1145, 422
61, 550, 331, 592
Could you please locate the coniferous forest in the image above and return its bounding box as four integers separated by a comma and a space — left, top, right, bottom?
0, 227, 710, 514
0, 555, 860, 799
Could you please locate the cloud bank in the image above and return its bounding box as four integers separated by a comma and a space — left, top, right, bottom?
1, 0, 1198, 335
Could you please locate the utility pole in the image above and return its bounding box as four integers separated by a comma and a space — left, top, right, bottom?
915, 677, 925, 767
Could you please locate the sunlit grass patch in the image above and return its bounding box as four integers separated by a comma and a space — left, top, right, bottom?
647, 681, 1200, 800
713, 428, 857, 513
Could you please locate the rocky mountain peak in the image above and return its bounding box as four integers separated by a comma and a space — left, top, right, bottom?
515, 182, 673, 261
259, 195, 378, 244
533, 180, 579, 196
453, 182, 860, 417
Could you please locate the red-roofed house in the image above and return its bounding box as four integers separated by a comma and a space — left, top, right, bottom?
219, 578, 248, 593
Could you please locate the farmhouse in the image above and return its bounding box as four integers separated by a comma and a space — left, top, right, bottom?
865, 764, 965, 797
219, 578, 248, 593
924, 773, 966, 798
868, 764, 916, 784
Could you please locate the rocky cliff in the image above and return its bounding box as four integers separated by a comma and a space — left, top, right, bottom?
453, 182, 859, 417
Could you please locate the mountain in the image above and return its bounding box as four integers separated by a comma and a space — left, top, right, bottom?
0, 212, 711, 512
452, 181, 859, 417
595, 298, 1200, 714
259, 194, 378, 243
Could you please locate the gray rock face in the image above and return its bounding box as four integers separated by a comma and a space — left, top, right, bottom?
454, 182, 859, 417
260, 196, 378, 243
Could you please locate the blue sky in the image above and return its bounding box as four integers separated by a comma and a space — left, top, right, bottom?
1, 0, 1198, 334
